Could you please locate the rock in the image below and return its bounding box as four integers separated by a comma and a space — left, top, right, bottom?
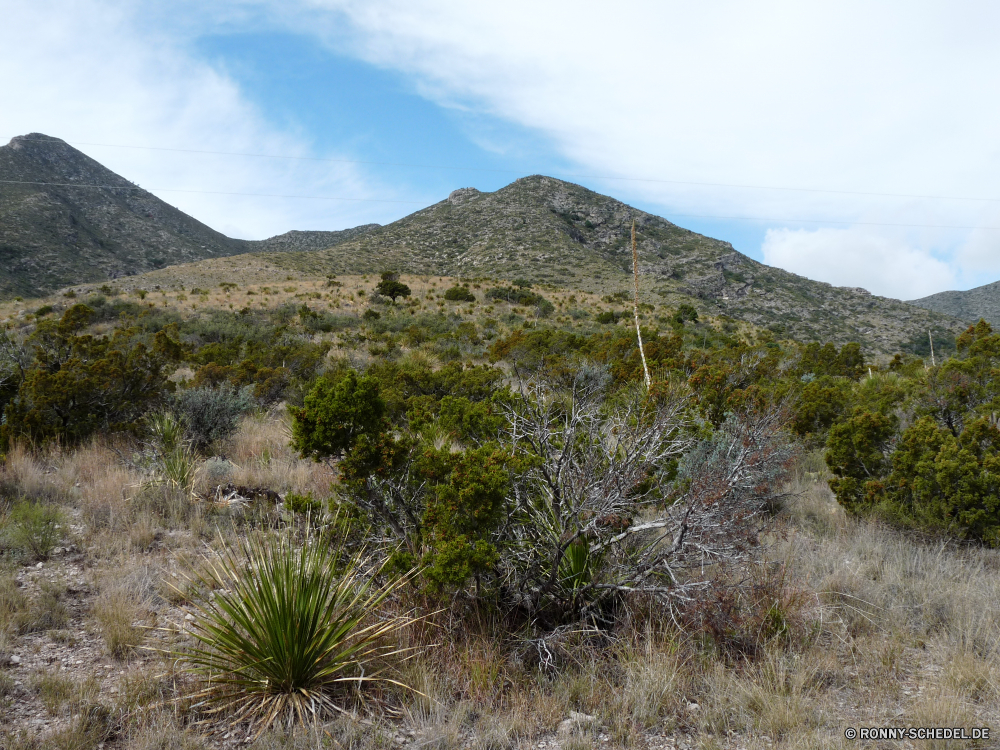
10, 654, 21, 665
35, 562, 43, 569
686, 702, 700, 712
447, 187, 481, 206
557, 711, 598, 737
185, 613, 195, 622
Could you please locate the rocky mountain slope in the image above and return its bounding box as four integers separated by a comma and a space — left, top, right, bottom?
0, 136, 965, 354
908, 280, 1000, 327
0, 134, 378, 298
246, 226, 380, 254
266, 176, 965, 354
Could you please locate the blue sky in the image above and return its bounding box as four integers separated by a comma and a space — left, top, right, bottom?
4, 0, 1000, 299
194, 27, 773, 257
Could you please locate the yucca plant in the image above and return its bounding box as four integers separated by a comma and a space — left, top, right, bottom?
171, 530, 419, 734
148, 412, 198, 492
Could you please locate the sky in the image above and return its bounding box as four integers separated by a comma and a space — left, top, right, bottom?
3, 0, 1000, 300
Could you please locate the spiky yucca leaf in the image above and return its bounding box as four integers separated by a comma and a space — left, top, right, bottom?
173, 531, 418, 734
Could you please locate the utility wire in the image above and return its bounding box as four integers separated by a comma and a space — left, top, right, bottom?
15, 135, 1000, 204
2, 178, 999, 231
0, 179, 424, 205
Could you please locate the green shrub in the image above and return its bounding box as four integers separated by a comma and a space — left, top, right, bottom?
173, 529, 418, 733
374, 273, 411, 302
672, 303, 698, 325
290, 370, 386, 463
595, 311, 620, 325
831, 415, 1000, 545
443, 286, 476, 302
172, 384, 255, 451
299, 308, 360, 333
484, 286, 554, 316
3, 501, 63, 561
1, 305, 178, 448
283, 491, 322, 516
437, 396, 502, 443
420, 445, 511, 591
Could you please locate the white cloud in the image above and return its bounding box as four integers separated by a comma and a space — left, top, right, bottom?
761, 227, 956, 300
280, 0, 1000, 292
0, 0, 400, 238
5, 0, 1000, 295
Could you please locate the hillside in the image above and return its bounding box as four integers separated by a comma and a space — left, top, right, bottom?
246, 226, 380, 254
0, 136, 966, 354
0, 134, 378, 298
266, 176, 965, 355
908, 279, 1000, 327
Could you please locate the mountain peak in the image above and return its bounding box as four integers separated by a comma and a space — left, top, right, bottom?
0, 133, 244, 297
0, 137, 966, 355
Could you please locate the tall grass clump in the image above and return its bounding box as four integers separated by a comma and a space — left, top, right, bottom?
173, 529, 420, 735
2, 500, 64, 561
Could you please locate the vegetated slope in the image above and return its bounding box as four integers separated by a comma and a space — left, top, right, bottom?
0, 134, 247, 298
908, 279, 1000, 327
245, 226, 380, 254
0, 134, 379, 299
266, 175, 965, 355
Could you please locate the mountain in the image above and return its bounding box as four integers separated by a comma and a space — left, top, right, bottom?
245, 226, 380, 254
0, 134, 378, 298
265, 176, 965, 354
908, 280, 1000, 328
0, 136, 966, 355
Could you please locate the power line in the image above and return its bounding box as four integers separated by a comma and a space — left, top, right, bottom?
16, 136, 1000, 205
0, 179, 424, 205
3, 178, 999, 231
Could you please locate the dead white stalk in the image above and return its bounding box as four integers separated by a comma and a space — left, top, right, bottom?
632, 218, 651, 389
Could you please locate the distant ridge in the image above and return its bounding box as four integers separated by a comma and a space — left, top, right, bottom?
265, 175, 966, 354
908, 280, 1000, 328
0, 134, 968, 355
246, 226, 380, 254
0, 134, 378, 298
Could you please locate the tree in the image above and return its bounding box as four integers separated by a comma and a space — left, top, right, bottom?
825, 411, 897, 513
290, 370, 386, 466
375, 272, 411, 302
1, 305, 180, 448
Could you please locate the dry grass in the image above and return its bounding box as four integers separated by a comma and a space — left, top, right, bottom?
91, 567, 156, 659
211, 412, 330, 498
0, 443, 66, 505
0, 424, 997, 748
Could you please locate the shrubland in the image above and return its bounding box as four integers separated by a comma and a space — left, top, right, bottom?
0, 274, 996, 749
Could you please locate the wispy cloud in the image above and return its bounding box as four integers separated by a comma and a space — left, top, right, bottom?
5, 0, 1000, 296
0, 0, 398, 238
285, 0, 1000, 295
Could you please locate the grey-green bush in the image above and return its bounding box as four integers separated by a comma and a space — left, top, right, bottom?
172, 384, 255, 451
